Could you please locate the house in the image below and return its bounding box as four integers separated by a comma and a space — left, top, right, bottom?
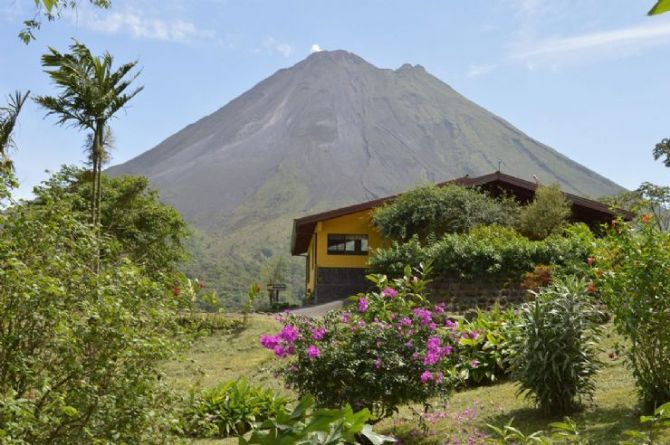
290, 171, 623, 304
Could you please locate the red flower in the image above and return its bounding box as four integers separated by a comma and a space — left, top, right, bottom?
173, 286, 181, 296
641, 214, 651, 224
611, 219, 617, 227
587, 257, 594, 266
199, 280, 205, 289
587, 281, 596, 295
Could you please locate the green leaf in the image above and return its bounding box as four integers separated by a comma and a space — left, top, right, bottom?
649, 0, 670, 15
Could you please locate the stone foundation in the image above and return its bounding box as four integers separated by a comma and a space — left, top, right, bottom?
429, 275, 529, 312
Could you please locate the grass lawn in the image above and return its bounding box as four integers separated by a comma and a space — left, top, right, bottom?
164, 314, 669, 444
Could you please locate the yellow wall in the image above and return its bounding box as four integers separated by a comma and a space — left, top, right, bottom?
305, 209, 386, 294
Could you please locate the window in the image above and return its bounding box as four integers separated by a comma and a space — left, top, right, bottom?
327, 234, 369, 255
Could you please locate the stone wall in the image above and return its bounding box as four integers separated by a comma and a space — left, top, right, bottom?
429, 275, 529, 312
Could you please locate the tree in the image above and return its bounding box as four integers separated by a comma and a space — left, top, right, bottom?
0, 182, 180, 443
516, 184, 572, 240
19, 0, 111, 43
601, 182, 670, 232
0, 91, 30, 175
653, 138, 670, 168
32, 166, 189, 277
372, 183, 519, 243
35, 40, 143, 230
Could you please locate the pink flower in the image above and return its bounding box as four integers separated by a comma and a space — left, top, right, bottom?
260, 335, 279, 350
445, 319, 457, 329
307, 345, 320, 359
382, 287, 398, 298
341, 312, 350, 323
587, 257, 594, 266
374, 358, 382, 369
358, 297, 368, 313
413, 308, 433, 326
399, 317, 413, 327
358, 320, 366, 328
470, 359, 480, 369
311, 327, 327, 341
279, 325, 300, 342
420, 370, 433, 383
273, 345, 287, 358
434, 303, 445, 314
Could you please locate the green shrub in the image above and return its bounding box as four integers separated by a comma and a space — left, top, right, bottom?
455, 306, 518, 386
595, 217, 670, 409
372, 183, 518, 242
368, 236, 427, 277
516, 184, 572, 240
509, 277, 603, 414
240, 396, 395, 445
370, 225, 594, 282
178, 379, 288, 438
428, 225, 593, 281
0, 189, 180, 443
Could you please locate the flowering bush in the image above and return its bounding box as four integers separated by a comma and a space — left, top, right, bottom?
594, 216, 670, 409
260, 269, 518, 419
260, 269, 457, 420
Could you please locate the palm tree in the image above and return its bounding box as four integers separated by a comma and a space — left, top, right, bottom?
0, 91, 30, 174
35, 40, 143, 227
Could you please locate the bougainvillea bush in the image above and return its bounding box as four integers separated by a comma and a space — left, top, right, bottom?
260, 269, 518, 420
594, 216, 670, 409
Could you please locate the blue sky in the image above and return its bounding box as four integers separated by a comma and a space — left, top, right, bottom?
2, 0, 670, 198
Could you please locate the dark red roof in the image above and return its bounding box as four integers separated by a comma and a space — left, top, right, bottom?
290, 172, 627, 255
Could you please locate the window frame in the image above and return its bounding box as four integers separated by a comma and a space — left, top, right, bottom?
326, 233, 369, 256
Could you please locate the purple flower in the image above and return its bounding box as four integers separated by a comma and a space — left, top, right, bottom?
429, 322, 437, 331
413, 308, 433, 326
307, 344, 320, 359
358, 320, 366, 328
470, 359, 480, 369
445, 319, 457, 329
435, 372, 444, 383
420, 370, 433, 383
279, 325, 299, 343
311, 327, 327, 341
434, 303, 446, 314
358, 297, 368, 313
424, 351, 440, 365
273, 345, 287, 358
404, 340, 413, 348
470, 331, 479, 340
341, 312, 350, 323
260, 335, 279, 350
382, 287, 398, 298
399, 317, 412, 327
373, 358, 382, 369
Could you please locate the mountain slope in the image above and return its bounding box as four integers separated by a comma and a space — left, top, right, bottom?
108, 50, 622, 303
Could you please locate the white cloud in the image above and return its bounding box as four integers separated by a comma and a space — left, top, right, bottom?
514, 19, 670, 63
310, 44, 323, 53
467, 64, 496, 78
72, 8, 215, 42
261, 37, 294, 57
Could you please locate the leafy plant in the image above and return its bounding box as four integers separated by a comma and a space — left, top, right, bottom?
177, 379, 288, 438
595, 217, 670, 409
622, 401, 670, 445
240, 395, 395, 445
516, 184, 572, 240
0, 184, 181, 444
372, 183, 518, 243
486, 417, 584, 444
509, 277, 603, 414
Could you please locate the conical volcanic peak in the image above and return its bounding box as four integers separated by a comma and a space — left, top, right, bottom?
109, 49, 621, 226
